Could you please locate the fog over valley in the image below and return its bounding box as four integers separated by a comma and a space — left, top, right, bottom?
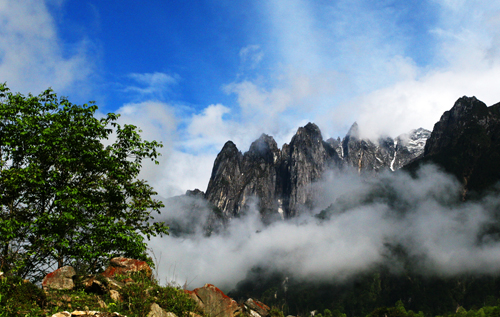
150, 163, 500, 290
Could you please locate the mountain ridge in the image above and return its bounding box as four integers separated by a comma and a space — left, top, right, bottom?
203, 121, 430, 220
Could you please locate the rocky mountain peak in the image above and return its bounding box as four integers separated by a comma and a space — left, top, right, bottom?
203, 120, 433, 219
247, 134, 279, 163
451, 96, 485, 117
292, 122, 323, 144
404, 96, 500, 197
346, 122, 360, 138
219, 140, 240, 157
424, 96, 489, 157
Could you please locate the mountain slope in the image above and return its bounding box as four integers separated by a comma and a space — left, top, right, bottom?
406, 96, 500, 197
204, 123, 429, 219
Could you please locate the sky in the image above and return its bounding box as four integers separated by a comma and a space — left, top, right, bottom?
2, 0, 500, 196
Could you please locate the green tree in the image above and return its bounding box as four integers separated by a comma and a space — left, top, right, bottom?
0, 83, 168, 281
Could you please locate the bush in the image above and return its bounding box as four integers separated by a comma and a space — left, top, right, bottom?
0, 276, 46, 316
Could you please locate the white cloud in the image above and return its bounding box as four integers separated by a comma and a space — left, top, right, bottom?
239, 45, 264, 70
0, 0, 92, 96
126, 72, 179, 99
220, 0, 500, 142
112, 101, 178, 192
150, 165, 500, 289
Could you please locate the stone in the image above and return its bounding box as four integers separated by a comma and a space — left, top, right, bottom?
110, 289, 121, 302
98, 297, 107, 309
188, 284, 241, 317
42, 266, 76, 290
147, 303, 175, 317
102, 257, 152, 279
83, 276, 106, 294
103, 277, 125, 290
244, 298, 270, 317
70, 311, 100, 316
51, 312, 71, 317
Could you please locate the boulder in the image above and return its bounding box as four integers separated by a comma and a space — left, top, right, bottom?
51, 312, 71, 317
147, 303, 177, 317
187, 284, 241, 317
51, 311, 124, 317
42, 266, 76, 290
245, 298, 270, 317
110, 289, 121, 302
102, 257, 152, 279
83, 276, 106, 294
103, 276, 125, 290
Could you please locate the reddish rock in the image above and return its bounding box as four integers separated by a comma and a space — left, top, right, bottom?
102, 257, 152, 278
42, 266, 76, 290
187, 284, 241, 317
245, 298, 270, 317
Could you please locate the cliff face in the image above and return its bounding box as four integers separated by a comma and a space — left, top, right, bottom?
204, 123, 341, 220
408, 96, 500, 196
203, 96, 500, 218
204, 141, 244, 217
204, 122, 429, 219
280, 123, 341, 217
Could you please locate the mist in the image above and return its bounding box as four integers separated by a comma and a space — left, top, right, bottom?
148, 164, 500, 290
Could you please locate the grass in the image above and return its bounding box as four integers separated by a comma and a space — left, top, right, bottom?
0, 271, 200, 317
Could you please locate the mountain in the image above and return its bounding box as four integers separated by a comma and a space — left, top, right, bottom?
204, 123, 342, 221
203, 123, 430, 219
171, 95, 499, 224
405, 96, 500, 197
329, 123, 430, 172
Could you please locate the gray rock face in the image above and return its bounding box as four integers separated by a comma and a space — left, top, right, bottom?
340, 122, 396, 173
280, 123, 341, 217
204, 123, 342, 219
203, 122, 430, 219
407, 96, 500, 195
204, 134, 283, 221
204, 141, 244, 217
334, 123, 430, 173
391, 128, 431, 170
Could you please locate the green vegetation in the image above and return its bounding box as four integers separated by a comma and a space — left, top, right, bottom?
0, 272, 199, 316
0, 83, 168, 281
229, 264, 500, 317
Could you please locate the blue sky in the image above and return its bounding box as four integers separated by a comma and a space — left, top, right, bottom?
1, 0, 500, 196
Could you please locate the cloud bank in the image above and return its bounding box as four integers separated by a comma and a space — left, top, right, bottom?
149, 165, 500, 290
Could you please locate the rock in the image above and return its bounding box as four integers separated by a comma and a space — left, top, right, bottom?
42, 266, 76, 290
71, 311, 100, 316
282, 123, 341, 217
52, 311, 124, 317
51, 312, 71, 317
103, 277, 125, 290
83, 276, 106, 294
203, 121, 432, 220
391, 128, 431, 170
185, 289, 205, 309
407, 96, 500, 196
97, 297, 107, 309
204, 125, 342, 219
187, 284, 241, 317
147, 303, 178, 317
102, 257, 152, 279
244, 298, 270, 317
110, 289, 122, 302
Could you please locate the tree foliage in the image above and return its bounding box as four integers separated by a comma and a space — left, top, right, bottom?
0, 83, 168, 281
